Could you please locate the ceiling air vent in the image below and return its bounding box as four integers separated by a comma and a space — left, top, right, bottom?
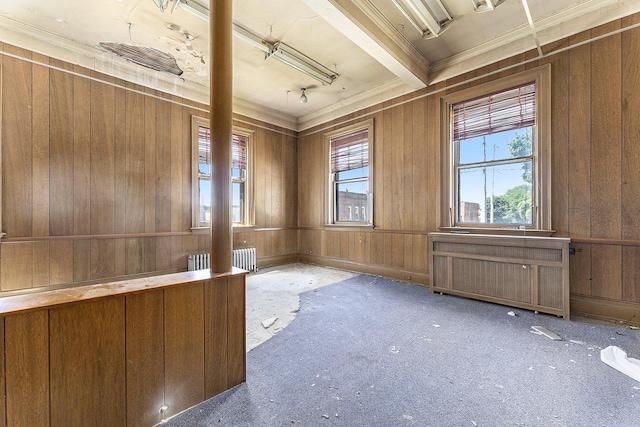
98, 42, 183, 76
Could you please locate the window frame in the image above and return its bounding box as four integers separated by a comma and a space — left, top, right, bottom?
191, 116, 255, 234
439, 65, 552, 232
324, 119, 374, 228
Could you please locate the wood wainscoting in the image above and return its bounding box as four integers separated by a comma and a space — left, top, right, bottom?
0, 269, 246, 427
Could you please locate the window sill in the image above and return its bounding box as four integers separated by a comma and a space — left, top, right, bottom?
324, 223, 374, 232
233, 225, 256, 232
438, 227, 555, 237
190, 227, 210, 236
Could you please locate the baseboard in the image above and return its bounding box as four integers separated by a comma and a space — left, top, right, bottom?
257, 254, 299, 269
298, 254, 429, 286
570, 295, 640, 326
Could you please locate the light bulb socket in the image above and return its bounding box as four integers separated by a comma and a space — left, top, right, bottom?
299, 88, 308, 104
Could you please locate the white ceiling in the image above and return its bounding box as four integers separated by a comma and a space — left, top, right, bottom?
0, 0, 638, 130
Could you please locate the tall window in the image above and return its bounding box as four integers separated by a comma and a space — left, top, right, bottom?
192, 116, 253, 231
440, 65, 551, 231
231, 134, 248, 224
326, 120, 373, 225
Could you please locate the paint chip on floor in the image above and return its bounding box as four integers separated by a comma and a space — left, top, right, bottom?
262, 317, 278, 329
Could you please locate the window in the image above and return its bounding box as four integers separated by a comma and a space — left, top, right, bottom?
325, 120, 374, 226
440, 65, 551, 231
191, 116, 254, 231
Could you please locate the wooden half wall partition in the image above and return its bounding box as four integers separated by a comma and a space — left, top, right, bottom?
0, 268, 247, 427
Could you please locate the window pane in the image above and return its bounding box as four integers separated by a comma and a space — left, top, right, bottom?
458, 161, 532, 225
458, 129, 532, 165
198, 178, 211, 227
336, 166, 367, 181
335, 179, 368, 222
199, 162, 210, 177
232, 182, 244, 223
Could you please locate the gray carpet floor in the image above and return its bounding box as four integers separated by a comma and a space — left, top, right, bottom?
162, 274, 640, 427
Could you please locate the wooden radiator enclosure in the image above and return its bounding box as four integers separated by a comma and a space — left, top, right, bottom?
429, 232, 570, 319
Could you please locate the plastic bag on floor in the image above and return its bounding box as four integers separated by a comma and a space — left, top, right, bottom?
600, 346, 640, 383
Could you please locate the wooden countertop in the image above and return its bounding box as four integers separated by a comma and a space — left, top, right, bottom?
0, 267, 248, 317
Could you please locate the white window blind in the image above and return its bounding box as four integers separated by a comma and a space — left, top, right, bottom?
198, 125, 246, 170
453, 83, 536, 141
330, 129, 369, 173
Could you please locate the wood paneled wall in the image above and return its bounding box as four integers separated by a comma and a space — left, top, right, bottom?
0, 42, 298, 293
298, 15, 640, 322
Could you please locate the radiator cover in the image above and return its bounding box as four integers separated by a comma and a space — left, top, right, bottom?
429, 232, 570, 319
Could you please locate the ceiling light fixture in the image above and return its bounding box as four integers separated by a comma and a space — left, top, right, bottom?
471, 0, 508, 13
391, 0, 452, 39
299, 88, 308, 104
265, 42, 337, 85
173, 0, 208, 20
166, 0, 338, 85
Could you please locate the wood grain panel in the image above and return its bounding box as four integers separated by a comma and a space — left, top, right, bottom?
5, 310, 49, 426
73, 65, 92, 236
73, 239, 91, 283
412, 98, 428, 230
114, 87, 127, 235
126, 290, 164, 427
568, 31, 592, 237
170, 101, 184, 232
255, 131, 267, 226
32, 241, 50, 287
31, 55, 50, 237
621, 15, 640, 240
384, 233, 393, 267
412, 234, 428, 272
590, 22, 621, 239
392, 234, 404, 268
227, 274, 246, 387
370, 232, 385, 266
403, 101, 414, 230
381, 107, 393, 230
155, 97, 172, 232
49, 240, 74, 285
50, 297, 126, 426
170, 235, 186, 270
340, 231, 350, 259
114, 238, 126, 277
146, 236, 158, 272
569, 243, 591, 296
204, 278, 228, 398
144, 89, 157, 233
90, 77, 116, 235
3, 45, 33, 237
590, 245, 622, 300
126, 237, 144, 275
391, 105, 404, 229
622, 246, 640, 303
273, 133, 284, 227
284, 135, 298, 227
164, 283, 204, 418
1, 243, 33, 291
90, 238, 115, 280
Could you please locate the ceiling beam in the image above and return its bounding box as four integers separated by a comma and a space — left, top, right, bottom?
302, 0, 429, 90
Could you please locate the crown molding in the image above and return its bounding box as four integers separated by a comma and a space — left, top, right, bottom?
232, 98, 298, 131
297, 78, 412, 131
429, 0, 640, 84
